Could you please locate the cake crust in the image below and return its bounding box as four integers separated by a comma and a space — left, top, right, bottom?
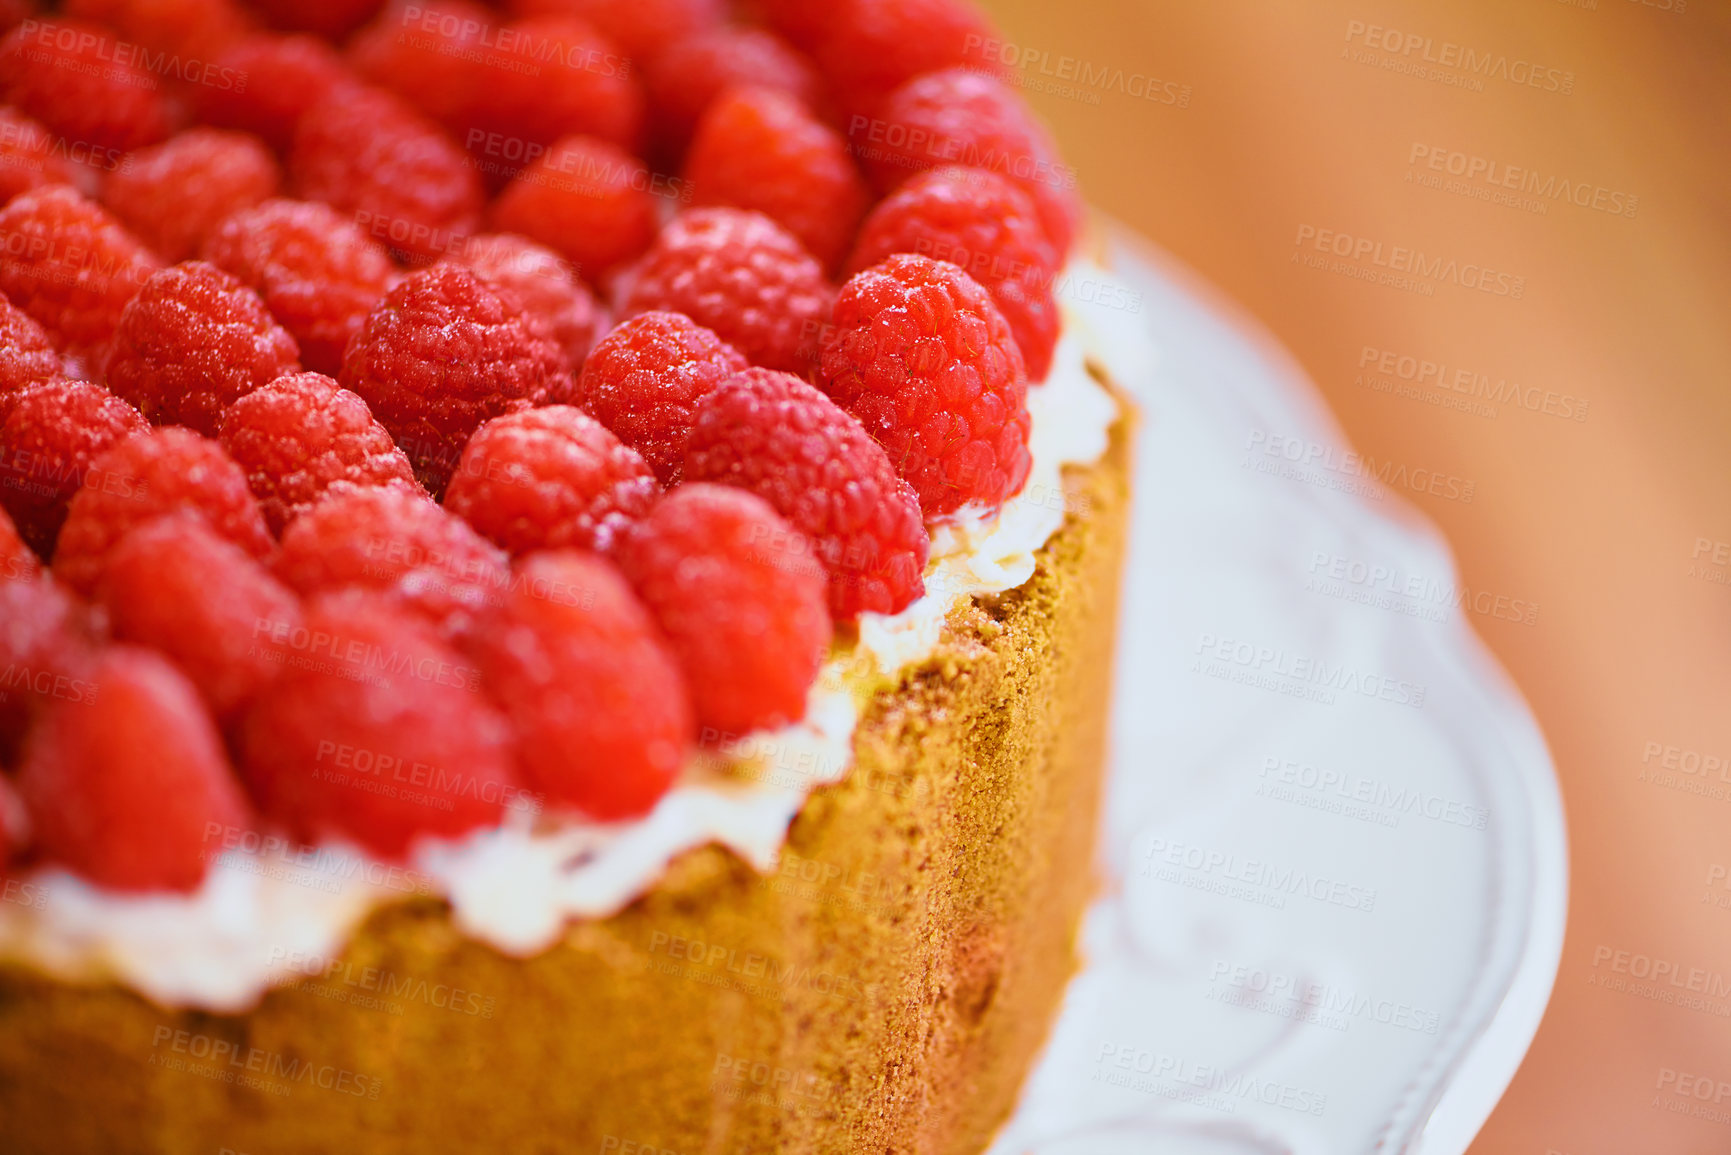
0, 379, 1133, 1155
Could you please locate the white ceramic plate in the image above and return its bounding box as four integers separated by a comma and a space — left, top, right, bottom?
988, 232, 1568, 1155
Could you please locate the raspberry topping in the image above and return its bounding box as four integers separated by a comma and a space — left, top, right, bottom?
102, 129, 282, 264
338, 264, 569, 494
469, 550, 692, 819
251, 0, 384, 40
682, 367, 929, 619
645, 26, 820, 155
348, 0, 493, 131
64, 0, 247, 61
0, 187, 162, 370
0, 772, 26, 864
616, 484, 828, 734
444, 406, 659, 555
17, 645, 253, 893
196, 35, 361, 153
0, 106, 80, 204
490, 135, 662, 280
449, 233, 608, 372
97, 513, 304, 721
818, 253, 1031, 517
684, 86, 868, 272
274, 484, 508, 639
202, 198, 397, 377
239, 589, 522, 858
0, 502, 37, 582
53, 427, 274, 596
855, 69, 1082, 256
218, 371, 423, 535
103, 262, 302, 436
621, 207, 832, 375
0, 378, 147, 557
292, 85, 484, 264
813, 0, 994, 115
0, 574, 95, 759
847, 166, 1061, 380
0, 18, 171, 154
0, 293, 62, 399
507, 0, 722, 62
571, 311, 747, 485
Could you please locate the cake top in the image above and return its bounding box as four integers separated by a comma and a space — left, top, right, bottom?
0, 0, 1083, 899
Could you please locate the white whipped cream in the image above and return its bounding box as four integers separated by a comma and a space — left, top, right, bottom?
0, 265, 1124, 1011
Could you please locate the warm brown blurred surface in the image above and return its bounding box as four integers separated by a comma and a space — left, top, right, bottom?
973, 0, 1731, 1150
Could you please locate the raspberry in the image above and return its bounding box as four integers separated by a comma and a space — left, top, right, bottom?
0, 575, 96, 759
101, 129, 282, 264
239, 590, 521, 858
274, 485, 508, 639
251, 0, 384, 39
571, 311, 746, 485
616, 484, 828, 734
682, 368, 928, 619
813, 0, 994, 115
97, 513, 304, 721
17, 646, 252, 892
621, 208, 832, 375
348, 0, 493, 131
855, 69, 1082, 256
752, 0, 837, 50
449, 233, 608, 372
0, 293, 62, 400
0, 19, 171, 154
818, 253, 1030, 517
52, 427, 273, 596
203, 198, 396, 377
506, 0, 722, 62
0, 502, 37, 582
196, 35, 360, 153
103, 262, 301, 436
0, 187, 161, 370
444, 406, 659, 555
0, 379, 147, 557
490, 135, 661, 280
339, 265, 569, 494
0, 106, 80, 204
218, 371, 422, 535
470, 550, 692, 819
0, 772, 26, 864
846, 166, 1060, 380
292, 86, 484, 265
64, 0, 247, 61
645, 26, 820, 155
684, 86, 868, 272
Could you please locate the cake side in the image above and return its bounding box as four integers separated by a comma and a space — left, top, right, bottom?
0, 381, 1132, 1155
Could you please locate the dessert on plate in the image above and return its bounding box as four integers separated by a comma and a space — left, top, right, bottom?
0, 0, 1133, 1151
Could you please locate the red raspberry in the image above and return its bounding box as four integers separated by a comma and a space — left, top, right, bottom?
854, 69, 1082, 256
0, 293, 62, 400
239, 590, 521, 858
814, 0, 994, 115
102, 129, 281, 264
292, 86, 484, 265
751, 0, 837, 51
571, 311, 746, 485
196, 35, 361, 154
621, 207, 832, 375
506, 0, 721, 62
0, 106, 80, 204
17, 646, 252, 892
0, 379, 147, 557
616, 484, 828, 734
0, 19, 171, 155
490, 135, 661, 281
64, 0, 247, 61
645, 26, 820, 155
218, 371, 422, 535
97, 513, 304, 721
102, 262, 301, 436
0, 502, 37, 582
251, 0, 384, 39
470, 550, 692, 819
0, 575, 97, 759
203, 198, 396, 377
339, 264, 568, 494
449, 233, 608, 372
684, 86, 867, 273
274, 485, 508, 639
53, 427, 273, 596
444, 406, 658, 555
818, 253, 1030, 517
846, 166, 1060, 380
348, 0, 494, 131
682, 367, 928, 619
0, 187, 161, 370
0, 772, 26, 864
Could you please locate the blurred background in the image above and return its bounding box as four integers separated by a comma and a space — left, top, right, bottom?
973, 0, 1731, 1151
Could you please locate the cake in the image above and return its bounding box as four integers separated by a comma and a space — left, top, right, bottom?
0, 2, 1134, 1151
